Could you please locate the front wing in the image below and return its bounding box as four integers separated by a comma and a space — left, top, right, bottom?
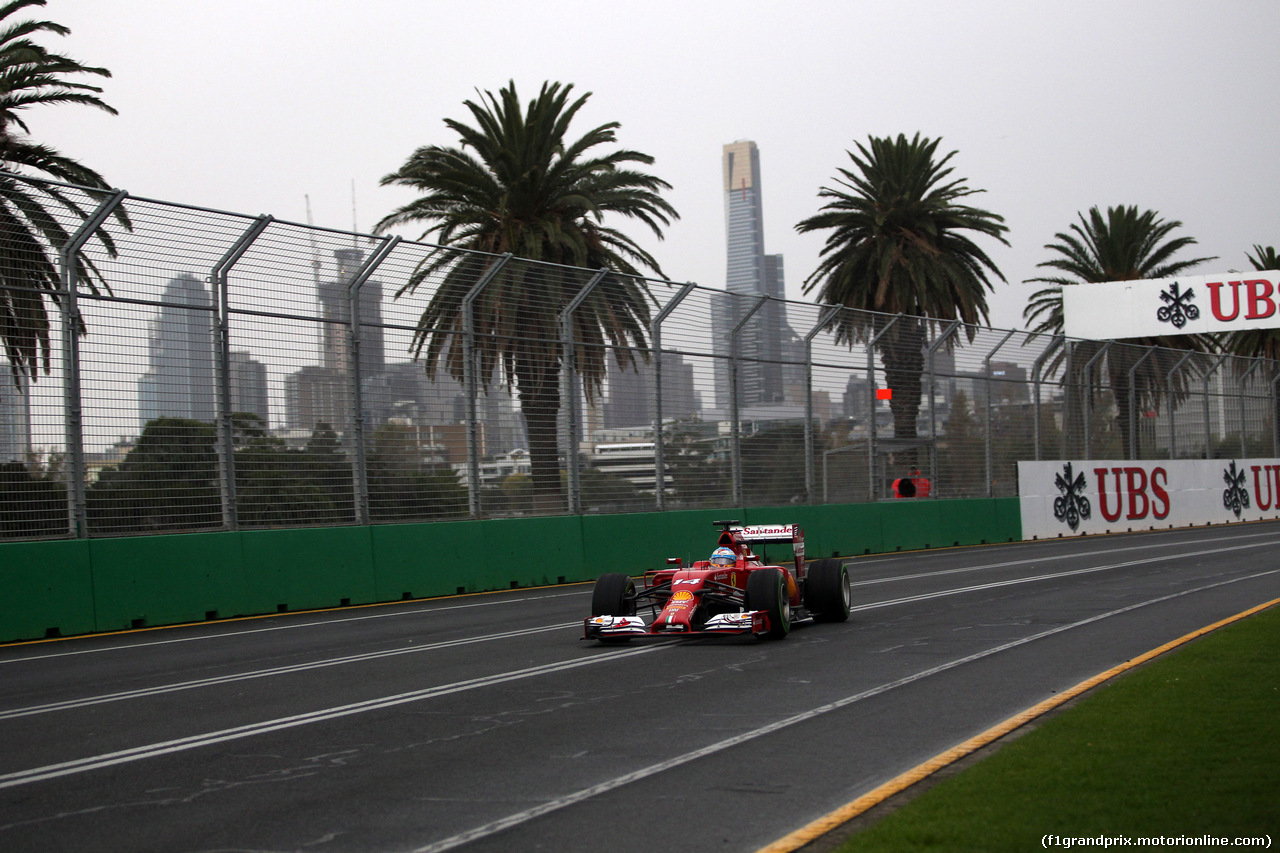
583, 611, 771, 640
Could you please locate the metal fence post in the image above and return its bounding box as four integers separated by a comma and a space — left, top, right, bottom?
729, 295, 769, 508
927, 320, 960, 492
1081, 342, 1112, 459
1238, 358, 1262, 458
560, 268, 608, 516
461, 253, 512, 518
803, 305, 840, 504
1272, 368, 1280, 457
866, 315, 900, 500
1126, 346, 1156, 461
1203, 355, 1228, 458
1165, 350, 1195, 459
1029, 338, 1056, 462
983, 328, 1016, 497
211, 215, 272, 531
59, 189, 128, 538
346, 236, 400, 525
651, 282, 696, 511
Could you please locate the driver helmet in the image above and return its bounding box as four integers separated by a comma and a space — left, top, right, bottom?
709, 547, 736, 568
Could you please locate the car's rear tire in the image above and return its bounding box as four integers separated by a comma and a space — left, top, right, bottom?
745, 568, 790, 640
591, 573, 636, 617
805, 558, 850, 622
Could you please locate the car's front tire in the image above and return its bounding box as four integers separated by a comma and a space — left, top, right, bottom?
591, 573, 636, 617
745, 568, 790, 640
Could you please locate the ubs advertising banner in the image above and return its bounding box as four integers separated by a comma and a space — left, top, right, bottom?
1061, 271, 1280, 340
1018, 459, 1280, 539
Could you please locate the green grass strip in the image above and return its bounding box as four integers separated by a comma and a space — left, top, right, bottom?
834, 603, 1280, 852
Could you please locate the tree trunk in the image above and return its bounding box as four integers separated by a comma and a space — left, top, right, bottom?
879, 317, 926, 465
515, 353, 565, 514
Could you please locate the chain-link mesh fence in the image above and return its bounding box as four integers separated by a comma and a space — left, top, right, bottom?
2, 176, 1277, 540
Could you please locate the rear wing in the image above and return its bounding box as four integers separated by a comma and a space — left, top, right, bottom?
733, 524, 805, 577
736, 524, 801, 545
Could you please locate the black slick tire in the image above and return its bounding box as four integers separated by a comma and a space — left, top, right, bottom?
745, 568, 791, 640
591, 573, 636, 617
805, 557, 850, 622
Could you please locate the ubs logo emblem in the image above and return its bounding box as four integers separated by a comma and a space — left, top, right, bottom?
1053, 462, 1091, 531
1156, 281, 1199, 329
1222, 461, 1250, 517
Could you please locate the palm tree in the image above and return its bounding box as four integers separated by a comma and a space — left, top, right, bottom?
796, 133, 1008, 459
1223, 245, 1280, 359
0, 0, 128, 379
1023, 206, 1215, 457
376, 80, 677, 511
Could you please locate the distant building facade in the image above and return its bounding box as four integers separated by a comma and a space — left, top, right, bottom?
317, 248, 386, 379
229, 351, 270, 423
713, 140, 793, 409
137, 273, 217, 428
603, 350, 698, 430
0, 370, 31, 462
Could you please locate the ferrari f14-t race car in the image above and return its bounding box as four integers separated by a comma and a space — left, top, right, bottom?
584, 520, 850, 641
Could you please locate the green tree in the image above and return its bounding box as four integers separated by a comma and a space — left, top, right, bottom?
232, 421, 352, 527
376, 80, 677, 512
741, 421, 812, 505
658, 418, 727, 508
366, 422, 466, 521
939, 389, 983, 496
0, 457, 64, 537
1023, 206, 1215, 457
796, 133, 1008, 464
0, 0, 129, 378
86, 418, 220, 534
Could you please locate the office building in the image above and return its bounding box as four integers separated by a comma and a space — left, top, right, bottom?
714, 140, 792, 409
137, 273, 217, 428
0, 370, 31, 462
317, 248, 386, 380
229, 351, 270, 423
603, 350, 699, 430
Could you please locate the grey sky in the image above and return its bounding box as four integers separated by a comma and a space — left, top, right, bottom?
34, 0, 1280, 332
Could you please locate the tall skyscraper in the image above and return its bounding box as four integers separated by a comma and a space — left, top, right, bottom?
714, 140, 790, 410
137, 273, 217, 428
317, 248, 386, 379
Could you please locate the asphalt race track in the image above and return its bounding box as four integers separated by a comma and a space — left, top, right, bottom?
3, 521, 1279, 852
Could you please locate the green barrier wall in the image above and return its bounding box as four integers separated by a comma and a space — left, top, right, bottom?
0, 497, 1021, 643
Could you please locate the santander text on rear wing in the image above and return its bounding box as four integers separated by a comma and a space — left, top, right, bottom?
734, 524, 804, 576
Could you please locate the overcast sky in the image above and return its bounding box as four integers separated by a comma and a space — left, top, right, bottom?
30, 0, 1280, 333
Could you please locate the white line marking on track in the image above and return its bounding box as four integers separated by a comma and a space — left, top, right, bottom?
403, 567, 1280, 853
0, 622, 577, 720
849, 538, 1275, 612
849, 528, 1280, 586
0, 591, 589, 664
0, 643, 673, 791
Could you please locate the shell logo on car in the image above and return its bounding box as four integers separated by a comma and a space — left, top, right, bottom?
671, 590, 694, 603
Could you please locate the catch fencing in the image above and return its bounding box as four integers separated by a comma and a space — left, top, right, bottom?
2, 177, 1278, 540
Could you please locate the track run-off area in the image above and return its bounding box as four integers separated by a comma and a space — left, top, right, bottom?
2, 522, 1278, 852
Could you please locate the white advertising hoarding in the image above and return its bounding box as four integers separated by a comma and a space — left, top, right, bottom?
1061, 271, 1280, 340
1018, 459, 1280, 539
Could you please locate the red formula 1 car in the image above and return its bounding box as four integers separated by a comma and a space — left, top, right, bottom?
583, 520, 850, 641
